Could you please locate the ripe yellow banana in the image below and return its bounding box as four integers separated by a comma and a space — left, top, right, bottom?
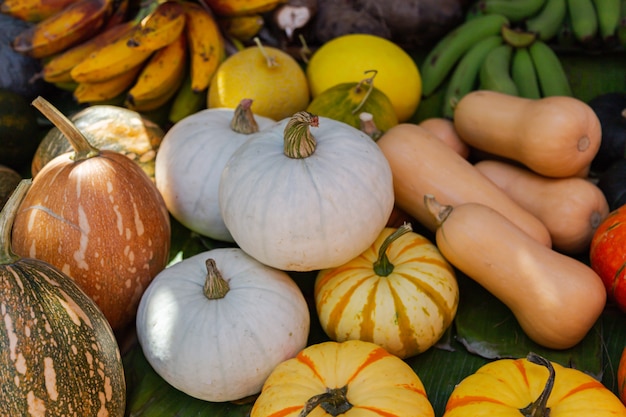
127, 31, 187, 107
183, 1, 225, 93
124, 76, 181, 112
127, 0, 186, 52
70, 24, 155, 83
74, 63, 143, 103
11, 0, 115, 58
202, 0, 286, 16
0, 0, 75, 22
42, 21, 135, 84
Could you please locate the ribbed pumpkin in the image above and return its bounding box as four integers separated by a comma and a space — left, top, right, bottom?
11, 97, 171, 332
155, 98, 275, 242
219, 111, 395, 271
31, 104, 165, 181
314, 224, 458, 359
250, 339, 435, 417
1, 180, 126, 416
443, 353, 626, 416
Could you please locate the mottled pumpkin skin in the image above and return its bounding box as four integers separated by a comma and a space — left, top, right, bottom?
443, 357, 626, 416
315, 227, 459, 359
251, 340, 435, 417
1, 258, 126, 416
590, 204, 626, 312
11, 150, 171, 331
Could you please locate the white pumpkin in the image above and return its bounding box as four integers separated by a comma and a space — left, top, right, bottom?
219, 111, 395, 271
155, 99, 275, 242
135, 247, 310, 402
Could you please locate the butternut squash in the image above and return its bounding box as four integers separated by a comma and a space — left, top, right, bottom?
418, 117, 470, 159
475, 159, 610, 254
376, 123, 552, 247
452, 90, 601, 178
424, 195, 607, 350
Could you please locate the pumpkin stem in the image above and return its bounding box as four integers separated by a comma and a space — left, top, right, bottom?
351, 70, 377, 115
373, 223, 413, 276
253, 37, 278, 68
31, 96, 100, 161
230, 98, 260, 134
203, 258, 230, 299
299, 386, 352, 417
359, 112, 382, 141
0, 179, 31, 264
424, 194, 453, 225
519, 352, 554, 417
283, 111, 318, 158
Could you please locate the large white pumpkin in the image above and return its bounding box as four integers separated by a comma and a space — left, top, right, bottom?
135, 247, 310, 402
219, 112, 395, 271
155, 100, 275, 242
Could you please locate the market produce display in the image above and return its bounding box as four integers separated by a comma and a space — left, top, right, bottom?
1, 0, 626, 416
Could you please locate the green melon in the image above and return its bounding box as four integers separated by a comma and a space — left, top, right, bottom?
306, 78, 399, 138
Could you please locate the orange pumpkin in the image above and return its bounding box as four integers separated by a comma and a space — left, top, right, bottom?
251, 339, 435, 417
443, 353, 626, 416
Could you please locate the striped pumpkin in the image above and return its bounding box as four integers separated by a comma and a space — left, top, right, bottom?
314, 224, 459, 359
443, 353, 626, 416
250, 339, 435, 417
1, 180, 126, 416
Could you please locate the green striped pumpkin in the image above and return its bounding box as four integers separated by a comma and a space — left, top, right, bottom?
314, 224, 459, 359
0, 180, 126, 416
306, 76, 398, 138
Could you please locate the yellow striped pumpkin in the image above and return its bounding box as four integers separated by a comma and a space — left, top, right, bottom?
1, 180, 126, 416
250, 339, 435, 417
314, 224, 459, 359
444, 353, 626, 416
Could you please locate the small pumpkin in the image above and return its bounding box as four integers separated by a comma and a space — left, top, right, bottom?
219, 111, 395, 271
306, 71, 399, 134
31, 104, 165, 181
443, 352, 626, 416
590, 203, 626, 312
1, 179, 126, 416
587, 92, 626, 172
155, 98, 275, 242
597, 158, 626, 211
250, 339, 435, 417
136, 247, 310, 402
11, 97, 171, 332
315, 223, 459, 359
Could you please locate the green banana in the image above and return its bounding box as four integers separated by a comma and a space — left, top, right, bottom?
511, 47, 542, 99
618, 0, 626, 46
478, 43, 518, 96
592, 0, 621, 41
525, 0, 567, 41
479, 0, 548, 21
441, 35, 504, 118
566, 0, 599, 43
420, 13, 510, 97
556, 11, 577, 46
168, 73, 207, 124
528, 40, 573, 96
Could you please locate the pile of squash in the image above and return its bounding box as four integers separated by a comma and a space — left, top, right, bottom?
1, 28, 626, 417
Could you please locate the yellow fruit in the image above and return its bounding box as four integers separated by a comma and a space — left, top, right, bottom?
208, 44, 310, 121
306, 34, 422, 122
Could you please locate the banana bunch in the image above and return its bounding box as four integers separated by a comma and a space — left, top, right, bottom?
421, 11, 577, 118
477, 0, 625, 46
29, 0, 226, 120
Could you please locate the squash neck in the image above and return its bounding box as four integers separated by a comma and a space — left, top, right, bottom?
373, 223, 413, 276
0, 179, 31, 264
32, 96, 100, 161
283, 111, 318, 159
203, 258, 230, 299
519, 353, 554, 417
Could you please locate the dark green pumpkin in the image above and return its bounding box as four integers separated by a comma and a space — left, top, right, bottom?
588, 92, 626, 172
0, 180, 126, 416
0, 164, 21, 209
597, 158, 626, 211
0, 89, 42, 173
